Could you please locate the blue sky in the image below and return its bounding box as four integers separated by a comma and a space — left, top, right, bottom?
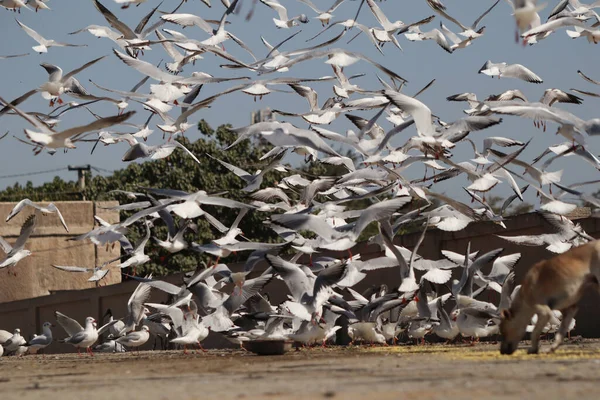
0, 0, 598, 204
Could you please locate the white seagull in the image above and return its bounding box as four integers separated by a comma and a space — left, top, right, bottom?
16, 19, 86, 53
6, 198, 69, 232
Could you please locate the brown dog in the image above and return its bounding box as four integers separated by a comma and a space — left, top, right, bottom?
499, 240, 600, 355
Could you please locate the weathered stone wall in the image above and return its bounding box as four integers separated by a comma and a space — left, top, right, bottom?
0, 201, 121, 303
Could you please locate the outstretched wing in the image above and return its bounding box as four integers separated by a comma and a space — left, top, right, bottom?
53, 265, 93, 273
13, 213, 36, 251
55, 311, 83, 336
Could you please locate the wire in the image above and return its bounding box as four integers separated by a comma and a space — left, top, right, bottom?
0, 165, 115, 180
91, 166, 114, 174
0, 167, 68, 180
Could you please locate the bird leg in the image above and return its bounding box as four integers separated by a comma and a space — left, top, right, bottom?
57, 97, 63, 105
198, 341, 208, 353
77, 347, 82, 357
49, 99, 55, 107
183, 344, 188, 355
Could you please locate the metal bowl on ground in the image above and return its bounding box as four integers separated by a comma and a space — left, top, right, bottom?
243, 340, 292, 355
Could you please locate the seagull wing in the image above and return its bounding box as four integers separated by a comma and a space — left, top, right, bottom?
113, 49, 175, 83
62, 55, 107, 82
55, 311, 84, 336
53, 265, 93, 273
13, 214, 36, 251
92, 0, 136, 39
16, 19, 47, 45
264, 254, 310, 301
384, 90, 434, 136
0, 236, 13, 254
501, 64, 543, 83
56, 111, 136, 142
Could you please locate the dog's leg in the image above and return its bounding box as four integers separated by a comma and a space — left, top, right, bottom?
529, 306, 551, 354
549, 305, 578, 352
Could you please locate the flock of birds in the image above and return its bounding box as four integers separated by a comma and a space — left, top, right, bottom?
0, 0, 599, 357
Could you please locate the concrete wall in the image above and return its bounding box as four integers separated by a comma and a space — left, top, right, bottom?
0, 201, 121, 303
0, 211, 598, 353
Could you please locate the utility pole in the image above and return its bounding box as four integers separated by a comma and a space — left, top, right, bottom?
68, 165, 91, 200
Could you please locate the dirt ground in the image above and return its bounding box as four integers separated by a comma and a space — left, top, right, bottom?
2, 340, 600, 400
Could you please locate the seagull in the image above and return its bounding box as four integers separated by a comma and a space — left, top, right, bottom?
297, 0, 345, 26
3, 328, 26, 354
6, 198, 69, 232
207, 150, 286, 192
55, 313, 99, 356
510, 0, 547, 42
114, 0, 147, 9
153, 219, 197, 253
427, 0, 500, 39
163, 0, 255, 58
15, 19, 86, 53
116, 326, 150, 353
404, 26, 453, 53
0, 55, 106, 113
0, 97, 135, 153
432, 298, 459, 342
25, 322, 54, 355
497, 211, 592, 253
0, 53, 29, 59
0, 213, 36, 273
27, 0, 49, 12
52, 264, 110, 284
489, 102, 600, 146
0, 0, 31, 12
485, 89, 528, 102
121, 137, 201, 163
478, 60, 543, 83
118, 222, 151, 272
439, 22, 485, 51
259, 0, 309, 28
566, 27, 600, 43
540, 89, 583, 106
88, 0, 174, 56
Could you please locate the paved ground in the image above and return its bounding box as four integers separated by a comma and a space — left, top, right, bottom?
2, 340, 600, 400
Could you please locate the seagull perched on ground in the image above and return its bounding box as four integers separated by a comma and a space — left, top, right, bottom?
116, 326, 150, 353
55, 312, 116, 356
25, 322, 54, 355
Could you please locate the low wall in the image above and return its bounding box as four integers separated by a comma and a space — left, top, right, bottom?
0, 211, 598, 353
0, 201, 121, 304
